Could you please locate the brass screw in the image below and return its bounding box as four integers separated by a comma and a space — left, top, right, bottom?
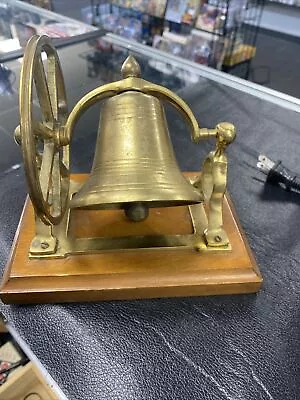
41, 242, 49, 249
214, 235, 222, 243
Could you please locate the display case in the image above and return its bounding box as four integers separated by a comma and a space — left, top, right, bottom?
83, 0, 265, 79
0, 32, 300, 399
0, 0, 99, 62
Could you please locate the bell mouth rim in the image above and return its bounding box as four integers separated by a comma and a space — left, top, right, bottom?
70, 199, 202, 211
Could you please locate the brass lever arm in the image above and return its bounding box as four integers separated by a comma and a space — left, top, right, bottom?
63, 72, 201, 144
197, 122, 236, 146
63, 53, 235, 149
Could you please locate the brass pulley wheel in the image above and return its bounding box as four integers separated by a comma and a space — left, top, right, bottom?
17, 35, 70, 225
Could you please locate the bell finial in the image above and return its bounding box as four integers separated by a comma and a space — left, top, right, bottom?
121, 56, 141, 78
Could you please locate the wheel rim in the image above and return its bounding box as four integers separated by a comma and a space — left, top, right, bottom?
20, 35, 70, 225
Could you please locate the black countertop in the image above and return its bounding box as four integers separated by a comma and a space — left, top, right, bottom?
1, 38, 300, 400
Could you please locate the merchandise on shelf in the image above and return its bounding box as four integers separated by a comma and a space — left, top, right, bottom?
39, 22, 92, 38
195, 3, 226, 33
153, 28, 228, 69
81, 3, 111, 25
147, 0, 168, 18
164, 0, 201, 25
165, 0, 190, 24
182, 0, 201, 25
117, 17, 142, 40
226, 0, 248, 30
85, 0, 264, 79
125, 0, 168, 16
97, 9, 143, 41
153, 30, 188, 58
112, 0, 134, 7
223, 44, 256, 66
187, 29, 225, 68
22, 0, 52, 10
185, 31, 212, 65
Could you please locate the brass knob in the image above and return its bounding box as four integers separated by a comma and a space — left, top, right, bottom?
14, 125, 21, 145
216, 122, 236, 146
121, 56, 141, 78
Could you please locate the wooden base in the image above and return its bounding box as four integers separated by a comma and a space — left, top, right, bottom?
0, 174, 262, 304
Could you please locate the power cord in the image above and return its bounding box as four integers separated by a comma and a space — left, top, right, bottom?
257, 155, 300, 192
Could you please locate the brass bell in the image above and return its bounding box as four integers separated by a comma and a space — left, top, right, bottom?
2, 35, 264, 306
70, 60, 202, 221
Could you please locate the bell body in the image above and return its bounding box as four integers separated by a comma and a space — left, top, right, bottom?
71, 91, 202, 211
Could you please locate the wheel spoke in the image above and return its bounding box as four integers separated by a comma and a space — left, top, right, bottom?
39, 141, 55, 200
34, 55, 54, 123
33, 121, 55, 140
35, 149, 43, 170
59, 159, 69, 178
48, 53, 68, 123
51, 151, 62, 216
47, 54, 58, 120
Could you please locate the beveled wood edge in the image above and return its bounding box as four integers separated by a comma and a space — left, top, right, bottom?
1, 263, 262, 304
1, 196, 30, 289
226, 193, 262, 280
1, 281, 262, 304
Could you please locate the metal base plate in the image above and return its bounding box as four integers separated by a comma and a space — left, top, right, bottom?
29, 175, 230, 259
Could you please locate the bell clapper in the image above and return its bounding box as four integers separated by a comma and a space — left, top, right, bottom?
125, 202, 149, 222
